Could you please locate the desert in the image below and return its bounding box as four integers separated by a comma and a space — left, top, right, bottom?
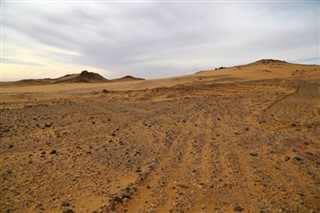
1, 59, 319, 212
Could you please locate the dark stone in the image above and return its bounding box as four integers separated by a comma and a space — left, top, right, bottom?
114, 196, 123, 202
8, 145, 13, 149
177, 184, 188, 188
2, 128, 10, 133
62, 210, 73, 213
135, 151, 141, 155
234, 205, 243, 212
41, 151, 46, 155
61, 201, 70, 207
50, 150, 57, 154
35, 203, 42, 208
283, 156, 291, 161
293, 156, 303, 161
44, 122, 52, 128
135, 169, 141, 173
250, 152, 258, 157
102, 89, 110, 93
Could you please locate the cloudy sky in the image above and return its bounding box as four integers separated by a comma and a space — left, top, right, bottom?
2, 1, 319, 81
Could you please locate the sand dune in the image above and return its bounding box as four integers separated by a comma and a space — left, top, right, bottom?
0, 59, 319, 212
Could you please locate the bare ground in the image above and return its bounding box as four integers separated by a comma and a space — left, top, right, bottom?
1, 64, 320, 213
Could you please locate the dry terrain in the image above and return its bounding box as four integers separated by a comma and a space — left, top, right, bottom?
1, 59, 320, 213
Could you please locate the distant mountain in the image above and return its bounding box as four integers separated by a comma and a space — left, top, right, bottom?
6, 71, 146, 86
56, 70, 109, 83
111, 75, 145, 82
13, 70, 109, 85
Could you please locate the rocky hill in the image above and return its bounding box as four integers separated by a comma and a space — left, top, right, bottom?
112, 75, 145, 82
56, 71, 109, 83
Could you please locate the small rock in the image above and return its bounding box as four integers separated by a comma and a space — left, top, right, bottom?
8, 145, 13, 149
35, 203, 43, 208
2, 128, 10, 133
44, 122, 52, 128
234, 205, 243, 212
177, 184, 188, 188
293, 156, 303, 161
250, 152, 258, 157
283, 156, 291, 161
61, 201, 70, 207
114, 196, 123, 202
62, 210, 73, 213
50, 150, 57, 154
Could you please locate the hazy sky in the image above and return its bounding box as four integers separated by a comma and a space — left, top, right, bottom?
2, 1, 319, 81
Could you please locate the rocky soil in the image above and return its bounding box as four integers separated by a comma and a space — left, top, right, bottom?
1, 70, 320, 212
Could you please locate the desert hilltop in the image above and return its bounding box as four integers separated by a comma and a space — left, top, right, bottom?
2, 70, 145, 86
0, 59, 319, 212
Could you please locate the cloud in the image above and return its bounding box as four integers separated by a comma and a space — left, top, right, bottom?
2, 1, 319, 80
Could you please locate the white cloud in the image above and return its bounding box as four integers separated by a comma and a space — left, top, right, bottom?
2, 1, 319, 81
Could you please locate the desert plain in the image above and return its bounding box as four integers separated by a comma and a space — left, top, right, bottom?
0, 59, 320, 213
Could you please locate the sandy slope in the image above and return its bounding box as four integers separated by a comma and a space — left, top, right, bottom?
1, 60, 318, 94
0, 60, 319, 212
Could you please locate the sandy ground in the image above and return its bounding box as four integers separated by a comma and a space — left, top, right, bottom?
1, 60, 320, 212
